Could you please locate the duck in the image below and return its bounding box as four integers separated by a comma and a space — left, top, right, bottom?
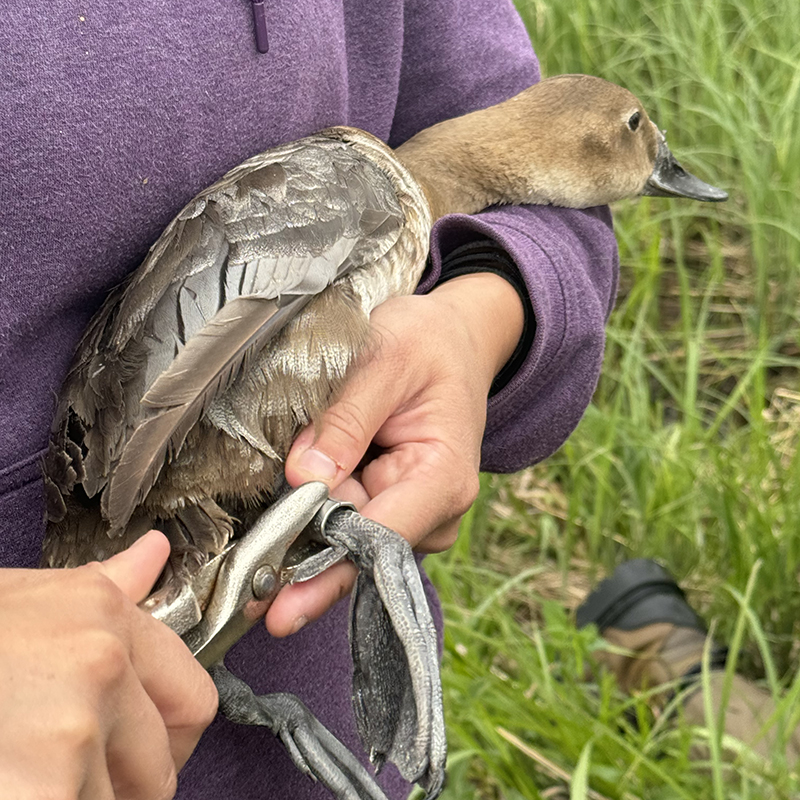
41, 74, 727, 800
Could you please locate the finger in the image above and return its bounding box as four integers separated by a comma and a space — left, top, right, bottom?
77, 748, 115, 800
10, 740, 114, 800
359, 446, 479, 550
104, 673, 177, 800
266, 561, 357, 638
417, 517, 463, 554
127, 612, 219, 767
330, 475, 370, 510
284, 364, 407, 490
97, 530, 171, 603
84, 532, 216, 767
361, 483, 461, 551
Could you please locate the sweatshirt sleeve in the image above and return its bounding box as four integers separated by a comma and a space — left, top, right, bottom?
391, 0, 621, 472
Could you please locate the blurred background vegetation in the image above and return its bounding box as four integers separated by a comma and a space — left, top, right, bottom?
424, 0, 800, 796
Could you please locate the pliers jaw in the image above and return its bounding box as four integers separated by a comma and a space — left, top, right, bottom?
141, 481, 338, 667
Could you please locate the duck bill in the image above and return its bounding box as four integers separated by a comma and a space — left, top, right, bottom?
643, 136, 728, 202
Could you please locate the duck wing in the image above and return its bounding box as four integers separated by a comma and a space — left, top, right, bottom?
47, 132, 406, 538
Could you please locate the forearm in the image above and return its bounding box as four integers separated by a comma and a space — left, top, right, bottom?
426, 273, 524, 389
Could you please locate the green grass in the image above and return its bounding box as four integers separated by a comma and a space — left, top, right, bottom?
424, 0, 800, 796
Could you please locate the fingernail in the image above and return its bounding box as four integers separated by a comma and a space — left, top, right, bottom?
291, 615, 309, 634
296, 448, 338, 481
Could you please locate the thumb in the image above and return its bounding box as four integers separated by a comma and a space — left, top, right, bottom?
285, 377, 400, 490
95, 530, 171, 603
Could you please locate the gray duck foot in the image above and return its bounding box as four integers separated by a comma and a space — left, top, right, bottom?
208, 663, 390, 800
300, 510, 446, 799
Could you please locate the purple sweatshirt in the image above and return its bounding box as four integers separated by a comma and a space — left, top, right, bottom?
0, 1, 619, 797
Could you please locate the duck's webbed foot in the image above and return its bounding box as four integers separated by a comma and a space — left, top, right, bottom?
300, 509, 446, 799
208, 663, 390, 800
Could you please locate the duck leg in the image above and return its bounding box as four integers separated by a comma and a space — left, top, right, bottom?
290, 507, 446, 799
209, 663, 391, 800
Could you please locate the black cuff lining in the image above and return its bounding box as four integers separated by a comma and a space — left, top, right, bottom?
435, 240, 535, 396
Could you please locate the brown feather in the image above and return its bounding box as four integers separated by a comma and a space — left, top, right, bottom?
104, 294, 311, 531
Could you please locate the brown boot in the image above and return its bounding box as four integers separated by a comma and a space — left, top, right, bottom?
577, 560, 800, 762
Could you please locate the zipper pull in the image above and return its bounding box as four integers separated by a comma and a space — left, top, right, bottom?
250, 0, 269, 54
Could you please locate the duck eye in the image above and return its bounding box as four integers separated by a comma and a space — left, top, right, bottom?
627, 111, 641, 132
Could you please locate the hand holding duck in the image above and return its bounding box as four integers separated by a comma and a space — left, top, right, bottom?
273, 271, 524, 633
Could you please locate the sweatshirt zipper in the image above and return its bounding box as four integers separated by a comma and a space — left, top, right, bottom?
250, 0, 269, 53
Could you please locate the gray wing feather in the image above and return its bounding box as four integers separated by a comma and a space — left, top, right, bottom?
103, 296, 286, 530
47, 133, 405, 535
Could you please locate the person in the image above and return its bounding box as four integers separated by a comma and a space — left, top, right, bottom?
0, 1, 619, 797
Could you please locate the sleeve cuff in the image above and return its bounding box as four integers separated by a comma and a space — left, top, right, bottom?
430, 240, 535, 396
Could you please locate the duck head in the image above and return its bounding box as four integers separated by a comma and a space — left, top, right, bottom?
395, 74, 727, 218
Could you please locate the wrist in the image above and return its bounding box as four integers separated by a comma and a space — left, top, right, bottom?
427, 272, 525, 385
